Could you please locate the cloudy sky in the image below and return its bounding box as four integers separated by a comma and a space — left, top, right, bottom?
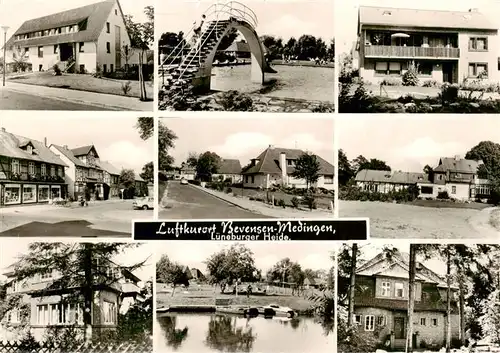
0, 240, 155, 283
157, 242, 334, 274
0, 0, 151, 42
157, 0, 334, 42
2, 113, 153, 175
161, 117, 334, 168
338, 115, 500, 173
336, 0, 500, 54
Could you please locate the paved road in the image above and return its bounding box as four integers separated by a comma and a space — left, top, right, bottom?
0, 200, 153, 237
0, 89, 114, 110
159, 181, 271, 219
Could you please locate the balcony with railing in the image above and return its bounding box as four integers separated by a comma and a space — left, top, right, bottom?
365, 45, 460, 59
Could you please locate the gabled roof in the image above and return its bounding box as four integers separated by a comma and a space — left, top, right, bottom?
71, 145, 98, 158
0, 130, 67, 167
358, 6, 497, 31
97, 160, 120, 175
357, 250, 448, 287
135, 175, 145, 182
50, 145, 87, 168
241, 146, 335, 176
217, 159, 242, 175
355, 169, 432, 184
5, 0, 123, 49
433, 157, 482, 174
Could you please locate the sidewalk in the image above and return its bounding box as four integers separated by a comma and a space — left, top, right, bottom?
0, 198, 130, 215
193, 185, 335, 219
2, 82, 153, 111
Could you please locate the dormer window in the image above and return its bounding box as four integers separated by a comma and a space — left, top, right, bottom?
382, 10, 392, 16
27, 145, 33, 154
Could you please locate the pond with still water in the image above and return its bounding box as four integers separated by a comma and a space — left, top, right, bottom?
210, 65, 334, 102
157, 313, 333, 353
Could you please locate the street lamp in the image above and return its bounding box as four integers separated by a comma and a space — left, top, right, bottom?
2, 26, 9, 87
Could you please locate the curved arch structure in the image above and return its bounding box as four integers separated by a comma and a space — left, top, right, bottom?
165, 4, 277, 94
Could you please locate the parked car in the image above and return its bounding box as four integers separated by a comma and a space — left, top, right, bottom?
180, 178, 189, 185
133, 197, 154, 210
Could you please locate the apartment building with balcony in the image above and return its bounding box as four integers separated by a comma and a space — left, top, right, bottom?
0, 127, 67, 207
357, 6, 499, 84
4, 0, 139, 74
2, 255, 144, 342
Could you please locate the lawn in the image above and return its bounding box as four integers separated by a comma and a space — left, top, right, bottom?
408, 199, 491, 210
489, 208, 500, 231
228, 186, 333, 210
157, 283, 322, 314
8, 72, 154, 99
339, 200, 485, 238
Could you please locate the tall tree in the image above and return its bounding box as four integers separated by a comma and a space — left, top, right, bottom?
124, 6, 154, 101
351, 155, 369, 173
140, 161, 154, 182
266, 258, 305, 294
338, 149, 354, 186
136, 118, 177, 172
193, 152, 222, 182
12, 243, 146, 345
156, 255, 190, 297
291, 153, 321, 189
204, 244, 259, 294
347, 243, 358, 327
406, 244, 417, 353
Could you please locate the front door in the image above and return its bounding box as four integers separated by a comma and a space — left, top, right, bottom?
443, 62, 453, 84
394, 317, 405, 339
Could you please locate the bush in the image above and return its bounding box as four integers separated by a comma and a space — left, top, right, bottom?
439, 83, 459, 104
380, 77, 401, 86
217, 90, 253, 111
53, 64, 62, 76
303, 194, 317, 210
422, 79, 440, 88
437, 190, 450, 199
277, 199, 286, 208
291, 197, 300, 208
121, 81, 132, 95
93, 64, 103, 78
226, 187, 232, 194
402, 68, 419, 86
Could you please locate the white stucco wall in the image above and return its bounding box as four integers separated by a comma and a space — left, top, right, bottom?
96, 1, 132, 71
458, 31, 499, 82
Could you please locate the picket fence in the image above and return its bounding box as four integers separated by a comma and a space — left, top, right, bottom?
0, 341, 152, 353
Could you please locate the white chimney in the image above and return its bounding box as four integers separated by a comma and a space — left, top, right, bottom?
280, 152, 287, 186
1, 127, 5, 132
454, 155, 460, 161
44, 137, 47, 147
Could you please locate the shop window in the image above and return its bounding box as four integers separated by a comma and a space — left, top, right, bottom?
4, 184, 21, 205
23, 185, 36, 203
38, 186, 49, 202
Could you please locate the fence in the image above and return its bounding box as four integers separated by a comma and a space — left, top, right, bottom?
0, 341, 152, 353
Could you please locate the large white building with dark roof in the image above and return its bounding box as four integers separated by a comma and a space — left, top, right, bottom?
4, 0, 138, 74
241, 145, 335, 190
357, 6, 499, 84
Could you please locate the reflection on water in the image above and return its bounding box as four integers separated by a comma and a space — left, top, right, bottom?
211, 65, 334, 102
156, 313, 332, 353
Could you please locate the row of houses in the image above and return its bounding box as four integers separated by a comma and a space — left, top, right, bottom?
0, 127, 148, 207
355, 155, 491, 201
3, 0, 144, 74
1, 254, 145, 342
172, 145, 335, 190
355, 6, 500, 85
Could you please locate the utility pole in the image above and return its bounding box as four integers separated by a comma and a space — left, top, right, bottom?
2, 26, 9, 87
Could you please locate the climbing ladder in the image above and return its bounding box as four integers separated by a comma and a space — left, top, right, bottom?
160, 1, 261, 91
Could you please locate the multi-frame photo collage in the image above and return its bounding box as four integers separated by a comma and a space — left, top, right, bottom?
0, 0, 499, 352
